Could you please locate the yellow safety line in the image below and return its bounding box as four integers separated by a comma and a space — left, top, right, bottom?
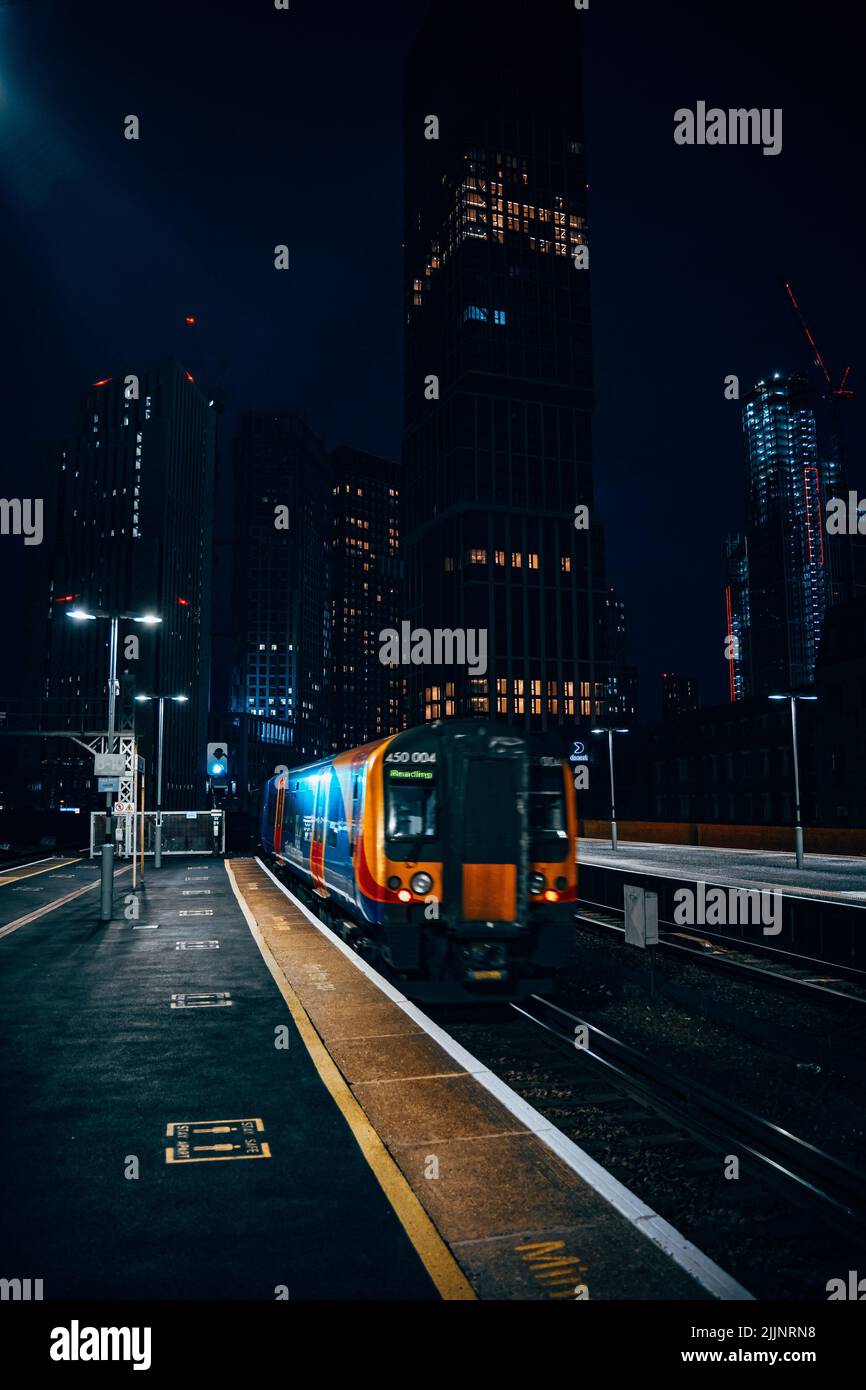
224, 859, 476, 1302
0, 865, 132, 940
0, 857, 81, 886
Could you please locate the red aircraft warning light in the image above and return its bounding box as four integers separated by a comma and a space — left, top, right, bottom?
184, 316, 196, 326
92, 378, 112, 388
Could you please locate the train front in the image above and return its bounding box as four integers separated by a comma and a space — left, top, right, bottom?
369, 721, 575, 1000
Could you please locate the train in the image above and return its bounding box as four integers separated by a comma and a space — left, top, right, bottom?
260, 719, 577, 1000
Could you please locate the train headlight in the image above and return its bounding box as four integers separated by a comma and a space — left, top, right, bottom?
397, 889, 412, 903
544, 889, 560, 902
410, 871, 433, 895
529, 872, 546, 895
387, 876, 402, 890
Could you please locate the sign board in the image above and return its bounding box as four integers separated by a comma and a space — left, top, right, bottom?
624, 885, 659, 948
114, 801, 135, 815
98, 777, 120, 793
95, 753, 125, 775
569, 740, 590, 765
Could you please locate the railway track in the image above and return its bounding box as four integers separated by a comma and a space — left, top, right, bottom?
575, 898, 866, 1006
446, 995, 866, 1298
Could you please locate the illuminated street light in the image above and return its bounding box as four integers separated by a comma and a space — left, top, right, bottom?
591, 727, 630, 851
769, 693, 818, 868
67, 608, 163, 917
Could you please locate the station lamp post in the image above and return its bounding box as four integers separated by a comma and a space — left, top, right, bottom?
591, 727, 630, 851
769, 693, 817, 869
67, 608, 162, 918
135, 694, 188, 868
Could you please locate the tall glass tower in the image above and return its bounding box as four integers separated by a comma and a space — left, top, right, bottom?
402, 0, 614, 729
733, 373, 838, 696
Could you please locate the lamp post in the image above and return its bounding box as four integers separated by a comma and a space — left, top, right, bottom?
135, 694, 188, 868
769, 693, 817, 868
68, 608, 162, 917
591, 727, 630, 851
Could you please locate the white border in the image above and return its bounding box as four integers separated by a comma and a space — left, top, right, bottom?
253, 855, 753, 1301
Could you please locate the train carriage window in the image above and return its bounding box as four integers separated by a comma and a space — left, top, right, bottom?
349, 771, 363, 850
529, 765, 568, 856
385, 770, 437, 840
327, 820, 338, 848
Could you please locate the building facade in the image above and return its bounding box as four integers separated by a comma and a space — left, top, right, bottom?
662, 671, 700, 722
231, 412, 331, 766
726, 374, 840, 699
330, 447, 403, 749
46, 360, 215, 807
402, 0, 615, 729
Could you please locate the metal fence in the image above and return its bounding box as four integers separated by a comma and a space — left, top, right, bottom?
90, 811, 225, 858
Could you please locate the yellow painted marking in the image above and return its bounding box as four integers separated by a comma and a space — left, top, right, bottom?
0, 866, 131, 940
0, 857, 81, 886
515, 1238, 589, 1300
224, 859, 475, 1303
165, 1116, 270, 1163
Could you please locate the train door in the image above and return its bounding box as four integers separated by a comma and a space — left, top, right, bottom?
273, 776, 287, 858
456, 754, 527, 925
310, 770, 329, 892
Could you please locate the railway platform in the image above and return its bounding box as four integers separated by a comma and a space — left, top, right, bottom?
579, 840, 866, 905
0, 853, 749, 1301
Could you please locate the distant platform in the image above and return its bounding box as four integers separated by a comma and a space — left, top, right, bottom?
578, 839, 866, 906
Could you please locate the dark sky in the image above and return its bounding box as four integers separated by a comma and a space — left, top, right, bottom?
1, 0, 862, 716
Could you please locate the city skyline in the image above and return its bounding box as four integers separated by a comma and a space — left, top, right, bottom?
2, 0, 862, 720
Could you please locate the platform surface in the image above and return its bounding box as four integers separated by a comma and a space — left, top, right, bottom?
0, 853, 745, 1300
579, 839, 866, 905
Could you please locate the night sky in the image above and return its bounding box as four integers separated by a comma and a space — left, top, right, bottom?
1, 0, 862, 716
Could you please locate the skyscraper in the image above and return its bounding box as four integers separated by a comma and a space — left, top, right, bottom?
726, 373, 838, 697
402, 0, 613, 729
46, 360, 215, 806
330, 446, 403, 749
231, 413, 331, 764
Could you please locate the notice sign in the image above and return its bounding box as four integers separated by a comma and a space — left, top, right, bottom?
94, 753, 125, 775
165, 1117, 270, 1164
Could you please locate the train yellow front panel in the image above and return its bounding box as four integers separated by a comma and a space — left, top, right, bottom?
461, 864, 516, 921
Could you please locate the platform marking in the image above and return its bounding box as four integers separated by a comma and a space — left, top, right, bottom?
175, 940, 220, 950
250, 856, 753, 1302
224, 860, 475, 1303
165, 1117, 269, 1163
0, 856, 81, 886
178, 908, 214, 916
0, 866, 132, 940
171, 992, 232, 1009
514, 1240, 590, 1299
182, 890, 212, 896
133, 923, 159, 930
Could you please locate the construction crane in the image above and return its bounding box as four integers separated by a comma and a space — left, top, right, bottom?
781, 279, 853, 467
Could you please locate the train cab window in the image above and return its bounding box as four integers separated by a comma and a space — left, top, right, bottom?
529, 765, 568, 855
385, 772, 437, 841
